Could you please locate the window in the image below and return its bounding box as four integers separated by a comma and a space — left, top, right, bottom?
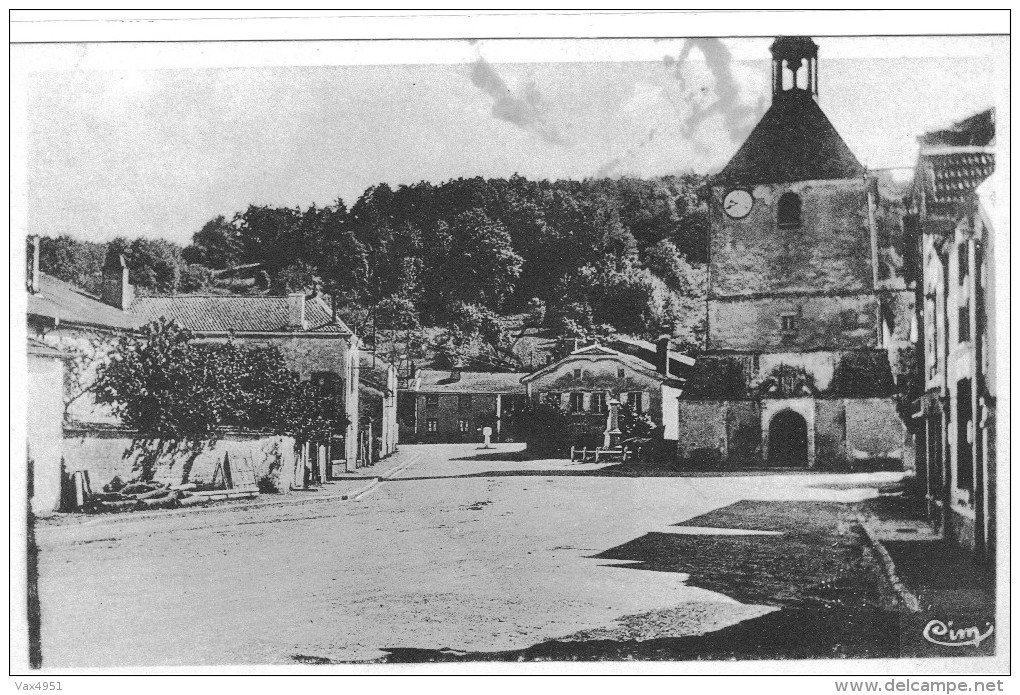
425, 394, 439, 408
569, 392, 585, 413
781, 314, 798, 332
544, 392, 561, 408
458, 394, 472, 410
956, 378, 973, 491
617, 368, 625, 378
925, 295, 939, 381
591, 392, 607, 414
426, 418, 438, 433
627, 391, 644, 413
778, 192, 802, 228
958, 243, 970, 285
959, 305, 971, 343
458, 418, 471, 433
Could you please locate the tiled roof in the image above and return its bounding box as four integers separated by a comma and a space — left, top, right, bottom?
717, 89, 865, 185
131, 295, 352, 335
916, 150, 995, 218
914, 109, 995, 219
27, 273, 143, 331
413, 369, 528, 394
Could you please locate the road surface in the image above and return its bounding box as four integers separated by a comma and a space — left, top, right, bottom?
35, 443, 899, 666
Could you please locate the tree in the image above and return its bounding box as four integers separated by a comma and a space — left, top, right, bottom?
272, 263, 318, 294
183, 215, 243, 269
107, 238, 185, 294
37, 235, 107, 295
95, 319, 351, 474
233, 204, 303, 272
179, 264, 213, 293
619, 402, 656, 439
443, 209, 523, 311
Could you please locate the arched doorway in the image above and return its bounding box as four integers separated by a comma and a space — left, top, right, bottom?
768, 409, 808, 467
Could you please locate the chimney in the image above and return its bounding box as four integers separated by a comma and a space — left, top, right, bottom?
287, 292, 307, 330
26, 235, 40, 294
450, 364, 462, 382
102, 251, 134, 310
656, 335, 671, 377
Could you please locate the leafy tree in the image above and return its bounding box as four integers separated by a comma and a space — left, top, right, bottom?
442, 209, 523, 311
106, 237, 185, 294
272, 262, 318, 294
619, 402, 656, 439
179, 264, 214, 293
183, 215, 243, 269
95, 319, 351, 478
95, 319, 227, 440
37, 235, 107, 295
233, 204, 303, 272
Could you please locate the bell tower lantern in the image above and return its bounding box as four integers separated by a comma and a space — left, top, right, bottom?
771, 36, 818, 100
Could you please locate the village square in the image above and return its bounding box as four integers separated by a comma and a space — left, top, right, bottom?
20, 31, 1002, 667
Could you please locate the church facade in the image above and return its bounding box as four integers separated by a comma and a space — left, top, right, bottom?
676, 37, 912, 469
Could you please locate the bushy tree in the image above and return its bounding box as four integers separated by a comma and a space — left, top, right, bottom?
95, 319, 350, 475
107, 237, 185, 294
179, 264, 214, 293
183, 215, 243, 269
443, 209, 523, 311
37, 235, 107, 295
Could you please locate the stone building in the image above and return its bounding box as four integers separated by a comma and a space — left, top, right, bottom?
906, 109, 997, 558
400, 368, 528, 443
677, 36, 911, 468
131, 278, 362, 472
521, 341, 692, 448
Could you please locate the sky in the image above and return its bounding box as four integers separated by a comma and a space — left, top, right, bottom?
19, 33, 1006, 246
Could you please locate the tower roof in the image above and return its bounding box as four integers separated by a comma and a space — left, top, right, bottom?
717, 89, 865, 185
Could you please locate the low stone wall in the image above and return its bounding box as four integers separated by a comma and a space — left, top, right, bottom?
61, 427, 301, 494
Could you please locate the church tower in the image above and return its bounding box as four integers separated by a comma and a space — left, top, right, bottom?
677, 37, 906, 470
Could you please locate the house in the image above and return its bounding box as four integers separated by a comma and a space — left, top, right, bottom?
25, 240, 365, 502
130, 278, 361, 472
400, 367, 528, 443
357, 353, 399, 462
521, 340, 693, 447
677, 36, 911, 469
906, 109, 996, 559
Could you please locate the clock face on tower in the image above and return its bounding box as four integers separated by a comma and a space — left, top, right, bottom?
723, 189, 754, 219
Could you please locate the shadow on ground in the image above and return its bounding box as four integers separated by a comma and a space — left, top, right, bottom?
354, 499, 913, 662
392, 464, 840, 481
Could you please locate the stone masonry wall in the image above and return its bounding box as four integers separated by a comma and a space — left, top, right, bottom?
845, 397, 908, 460
710, 178, 872, 297
709, 293, 879, 351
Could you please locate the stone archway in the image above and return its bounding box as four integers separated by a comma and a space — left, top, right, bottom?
768, 409, 809, 467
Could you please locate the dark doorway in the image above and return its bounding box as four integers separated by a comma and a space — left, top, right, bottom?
768, 410, 809, 466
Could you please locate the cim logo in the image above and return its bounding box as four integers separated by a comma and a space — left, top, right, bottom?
922, 620, 994, 649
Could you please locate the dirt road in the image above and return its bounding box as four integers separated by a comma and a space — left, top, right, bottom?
35, 444, 902, 666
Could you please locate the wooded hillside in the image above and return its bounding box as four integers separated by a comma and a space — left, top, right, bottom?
39, 174, 711, 370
